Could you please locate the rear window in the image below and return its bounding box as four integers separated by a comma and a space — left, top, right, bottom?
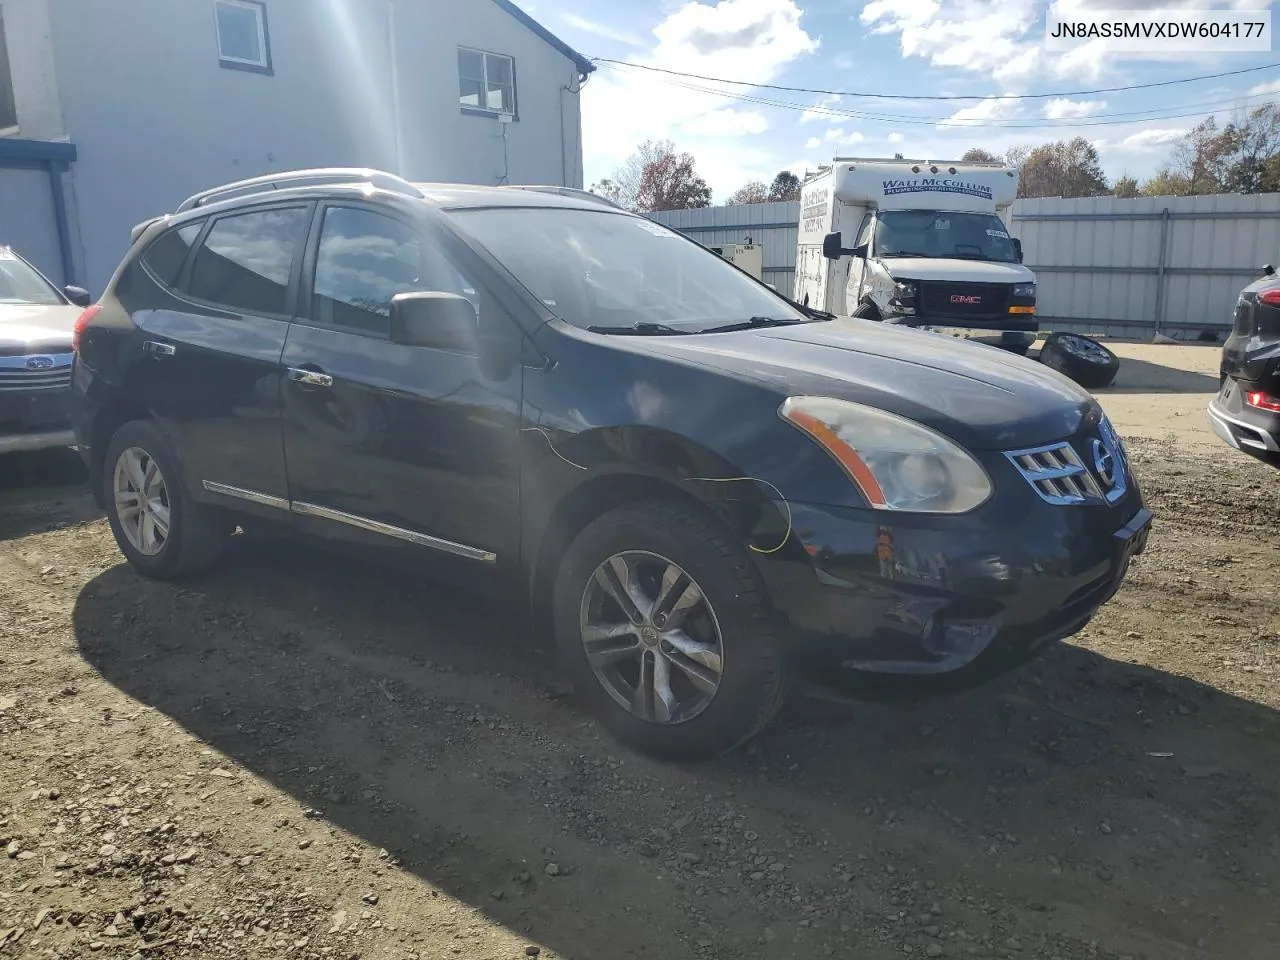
187, 207, 308, 316
142, 222, 203, 288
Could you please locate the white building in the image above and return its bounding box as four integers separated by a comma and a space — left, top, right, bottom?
0, 0, 593, 293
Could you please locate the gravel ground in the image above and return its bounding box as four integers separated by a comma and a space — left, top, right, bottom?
1, 343, 1277, 960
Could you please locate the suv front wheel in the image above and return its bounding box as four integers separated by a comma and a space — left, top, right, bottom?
554, 499, 788, 760
104, 421, 231, 579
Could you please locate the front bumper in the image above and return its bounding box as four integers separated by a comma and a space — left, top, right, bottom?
0, 383, 75, 455
754, 490, 1150, 694
0, 427, 76, 454
1208, 377, 1280, 460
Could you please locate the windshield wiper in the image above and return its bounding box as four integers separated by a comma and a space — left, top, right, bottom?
880, 251, 931, 258
586, 322, 689, 336
700, 316, 813, 333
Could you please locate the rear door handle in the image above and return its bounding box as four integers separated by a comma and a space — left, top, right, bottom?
287, 367, 334, 389
143, 340, 176, 358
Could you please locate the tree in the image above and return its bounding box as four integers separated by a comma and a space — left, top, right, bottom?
892, 152, 904, 160
1112, 175, 1140, 198
961, 148, 999, 163
1219, 105, 1280, 193
1140, 169, 1193, 197
1016, 137, 1109, 198
768, 170, 802, 202
590, 139, 686, 211
635, 150, 712, 212
727, 180, 770, 205
1167, 117, 1234, 195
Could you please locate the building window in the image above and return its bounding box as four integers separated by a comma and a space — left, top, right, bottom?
215, 0, 271, 74
458, 48, 516, 118
0, 10, 18, 131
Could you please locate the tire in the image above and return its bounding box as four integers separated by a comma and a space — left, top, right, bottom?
553, 499, 788, 761
851, 301, 881, 321
1038, 332, 1120, 389
103, 420, 231, 579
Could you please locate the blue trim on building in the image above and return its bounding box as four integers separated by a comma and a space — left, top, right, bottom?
489, 0, 594, 76
0, 138, 79, 285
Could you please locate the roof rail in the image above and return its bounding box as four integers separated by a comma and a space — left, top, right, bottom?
503, 184, 627, 211
175, 167, 425, 213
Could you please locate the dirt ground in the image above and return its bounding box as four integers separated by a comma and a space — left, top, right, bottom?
1, 342, 1277, 960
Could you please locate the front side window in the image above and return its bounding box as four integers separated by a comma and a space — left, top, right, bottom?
188, 207, 308, 315
311, 206, 477, 338
215, 0, 271, 72
874, 210, 1017, 264
448, 207, 805, 333
458, 48, 515, 116
0, 247, 62, 307
142, 222, 204, 289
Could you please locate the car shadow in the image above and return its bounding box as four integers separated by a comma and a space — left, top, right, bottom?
1094, 356, 1221, 395
73, 538, 1280, 959
0, 448, 99, 541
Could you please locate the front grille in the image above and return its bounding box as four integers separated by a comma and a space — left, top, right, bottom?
0, 354, 74, 393
918, 281, 1012, 321
1006, 417, 1131, 506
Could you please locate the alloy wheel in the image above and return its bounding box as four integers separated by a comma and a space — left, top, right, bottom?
579, 551, 725, 724
113, 447, 171, 557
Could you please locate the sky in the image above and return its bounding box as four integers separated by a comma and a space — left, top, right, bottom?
522, 0, 1280, 202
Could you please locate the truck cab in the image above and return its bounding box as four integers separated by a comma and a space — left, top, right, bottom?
795, 159, 1037, 352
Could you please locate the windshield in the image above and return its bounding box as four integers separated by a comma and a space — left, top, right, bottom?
0, 248, 64, 307
447, 207, 806, 332
874, 211, 1017, 263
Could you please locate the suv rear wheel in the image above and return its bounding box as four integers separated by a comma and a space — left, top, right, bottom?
554, 499, 788, 760
104, 421, 231, 579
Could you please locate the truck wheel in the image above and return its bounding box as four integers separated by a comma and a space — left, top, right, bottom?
851, 301, 882, 321
553, 499, 789, 761
1038, 333, 1120, 389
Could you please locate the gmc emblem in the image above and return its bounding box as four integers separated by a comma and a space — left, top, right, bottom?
951, 295, 982, 305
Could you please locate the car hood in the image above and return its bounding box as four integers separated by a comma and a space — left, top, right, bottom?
874, 257, 1034, 284
610, 318, 1095, 452
0, 302, 80, 352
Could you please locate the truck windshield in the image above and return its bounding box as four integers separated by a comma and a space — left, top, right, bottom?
447, 207, 807, 332
874, 211, 1017, 264
0, 249, 64, 307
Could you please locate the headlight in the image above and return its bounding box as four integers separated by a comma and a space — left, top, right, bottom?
893, 280, 918, 299
779, 397, 993, 513
1012, 283, 1036, 298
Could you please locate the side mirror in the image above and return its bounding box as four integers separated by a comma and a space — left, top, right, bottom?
851, 242, 869, 260
1012, 238, 1023, 264
822, 232, 845, 260
390, 292, 477, 351
63, 285, 91, 307
1264, 263, 1275, 277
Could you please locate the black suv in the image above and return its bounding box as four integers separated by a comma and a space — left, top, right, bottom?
1210, 265, 1280, 466
72, 168, 1151, 760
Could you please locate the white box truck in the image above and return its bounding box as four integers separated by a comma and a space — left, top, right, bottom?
794, 158, 1037, 352
706, 242, 764, 282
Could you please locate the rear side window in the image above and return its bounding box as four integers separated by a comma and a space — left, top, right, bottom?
142, 222, 203, 288
188, 207, 308, 315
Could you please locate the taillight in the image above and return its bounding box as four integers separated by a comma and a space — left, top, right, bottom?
1245, 390, 1280, 413
1258, 289, 1280, 306
72, 304, 102, 352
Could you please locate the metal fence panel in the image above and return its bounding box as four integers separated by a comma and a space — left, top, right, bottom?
652, 193, 1280, 337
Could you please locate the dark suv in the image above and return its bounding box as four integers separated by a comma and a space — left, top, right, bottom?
72, 168, 1151, 760
1210, 265, 1280, 466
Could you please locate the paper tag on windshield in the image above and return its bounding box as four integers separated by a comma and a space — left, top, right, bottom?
634, 220, 675, 237
0, 246, 15, 260
986, 229, 1010, 239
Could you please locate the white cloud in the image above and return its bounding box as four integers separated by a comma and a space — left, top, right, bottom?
1249, 79, 1280, 97
887, 132, 904, 144
805, 136, 822, 149
582, 0, 820, 199
1044, 98, 1107, 120
1119, 128, 1189, 151
800, 93, 842, 124
939, 96, 1021, 126
562, 13, 647, 47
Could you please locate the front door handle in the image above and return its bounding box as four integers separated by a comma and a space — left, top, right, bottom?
287, 367, 334, 389
143, 340, 176, 358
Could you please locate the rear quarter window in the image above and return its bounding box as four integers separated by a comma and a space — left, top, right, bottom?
141, 222, 204, 288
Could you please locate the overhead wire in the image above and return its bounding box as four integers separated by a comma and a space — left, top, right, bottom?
591, 58, 1280, 102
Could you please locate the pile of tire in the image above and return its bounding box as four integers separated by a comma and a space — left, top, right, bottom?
1037, 332, 1120, 389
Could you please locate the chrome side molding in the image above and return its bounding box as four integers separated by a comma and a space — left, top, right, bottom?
200, 480, 496, 563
